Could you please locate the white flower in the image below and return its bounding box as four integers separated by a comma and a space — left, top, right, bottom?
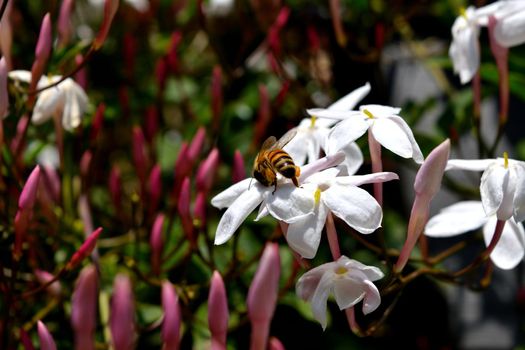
286, 82, 370, 173
447, 155, 525, 221
9, 70, 88, 131
274, 168, 398, 258
448, 2, 525, 84
425, 201, 525, 269
296, 256, 384, 330
211, 153, 345, 245
310, 104, 423, 164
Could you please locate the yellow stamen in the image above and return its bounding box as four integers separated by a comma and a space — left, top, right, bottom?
335, 267, 347, 275
504, 151, 509, 169
314, 188, 321, 205
363, 109, 374, 119
310, 116, 317, 129
459, 7, 467, 19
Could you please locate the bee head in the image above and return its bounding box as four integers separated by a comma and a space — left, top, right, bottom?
253, 168, 275, 187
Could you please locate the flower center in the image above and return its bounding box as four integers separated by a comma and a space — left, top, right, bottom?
504, 151, 509, 169
335, 266, 347, 275
363, 109, 374, 119
314, 188, 321, 205
459, 7, 467, 19
310, 116, 317, 129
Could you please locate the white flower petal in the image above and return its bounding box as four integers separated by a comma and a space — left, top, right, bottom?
62, 90, 82, 130
32, 88, 63, 124
360, 104, 402, 117
483, 217, 525, 270
214, 187, 263, 245
306, 108, 359, 121
512, 162, 525, 222
449, 16, 480, 84
425, 201, 488, 237
480, 164, 509, 218
323, 184, 382, 234
328, 82, 371, 111
283, 131, 308, 166
327, 117, 369, 153
342, 258, 384, 281
211, 178, 252, 209
336, 172, 398, 187
446, 159, 494, 171
264, 184, 314, 223
333, 276, 365, 310
371, 117, 416, 160
361, 280, 382, 314
333, 142, 363, 176
286, 202, 329, 259
8, 70, 32, 83
494, 10, 525, 47
310, 272, 334, 330
296, 262, 334, 302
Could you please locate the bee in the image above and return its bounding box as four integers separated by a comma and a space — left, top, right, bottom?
253, 129, 300, 193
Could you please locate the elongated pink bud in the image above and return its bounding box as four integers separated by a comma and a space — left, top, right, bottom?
20, 328, 35, 350
488, 15, 509, 126
150, 213, 164, 275
19, 165, 41, 210
269, 337, 285, 350
173, 142, 190, 201
38, 320, 57, 350
58, 0, 74, 46
110, 274, 135, 350
247, 243, 280, 350
232, 150, 245, 183
161, 281, 181, 349
80, 150, 93, 180
35, 269, 62, 297
178, 176, 194, 243
67, 227, 103, 270
156, 57, 168, 94
208, 271, 228, 350
109, 166, 122, 213
193, 191, 206, 229
188, 127, 206, 163
196, 148, 219, 194
71, 265, 98, 350
144, 106, 158, 143
166, 31, 182, 74
0, 2, 13, 71
13, 210, 30, 260
148, 164, 162, 214
0, 57, 8, 118
395, 139, 450, 272
211, 66, 223, 131
74, 54, 88, 89
29, 13, 52, 101
39, 166, 60, 204
90, 103, 106, 142
94, 0, 119, 50
132, 126, 148, 188
329, 0, 346, 47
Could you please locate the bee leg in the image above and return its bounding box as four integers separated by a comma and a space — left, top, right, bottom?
272, 182, 277, 194
291, 176, 299, 187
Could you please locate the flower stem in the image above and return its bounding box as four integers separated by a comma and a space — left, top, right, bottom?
326, 212, 341, 260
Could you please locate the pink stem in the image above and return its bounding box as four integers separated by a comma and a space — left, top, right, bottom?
325, 212, 341, 260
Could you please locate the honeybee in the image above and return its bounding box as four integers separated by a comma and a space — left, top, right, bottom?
253, 129, 300, 193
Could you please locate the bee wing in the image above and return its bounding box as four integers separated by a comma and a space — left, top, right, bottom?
274, 128, 298, 149
260, 136, 278, 150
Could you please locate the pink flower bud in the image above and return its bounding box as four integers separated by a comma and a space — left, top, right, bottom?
58, 0, 74, 46
90, 103, 106, 142
161, 281, 181, 349
274, 81, 290, 110
329, 0, 347, 47
196, 148, 219, 194
188, 127, 206, 163
148, 164, 162, 214
0, 2, 13, 71
94, 0, 119, 50
71, 264, 98, 350
35, 269, 61, 297
395, 139, 450, 273
74, 54, 88, 90
268, 337, 285, 350
178, 176, 194, 242
307, 25, 320, 54
19, 165, 41, 211
13, 210, 30, 260
39, 166, 60, 204
67, 227, 103, 270
144, 106, 158, 143
155, 58, 168, 93
110, 274, 135, 350
38, 320, 57, 350
232, 150, 245, 183
30, 13, 52, 101
80, 150, 93, 180
247, 243, 280, 350
109, 166, 122, 213
193, 191, 206, 229
208, 271, 228, 350
132, 126, 148, 187
150, 213, 164, 275
211, 66, 223, 130
0, 57, 8, 118
10, 114, 29, 155
166, 31, 182, 74
489, 15, 509, 126
19, 328, 34, 350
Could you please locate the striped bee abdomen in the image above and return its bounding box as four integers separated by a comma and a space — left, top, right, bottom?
268, 149, 296, 178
